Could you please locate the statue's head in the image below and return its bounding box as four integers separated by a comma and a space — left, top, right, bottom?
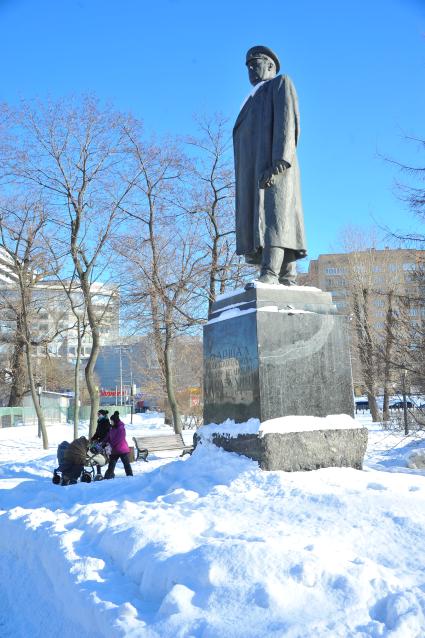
246, 45, 280, 86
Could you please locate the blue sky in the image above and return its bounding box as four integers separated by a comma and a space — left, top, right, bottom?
1, 0, 424, 263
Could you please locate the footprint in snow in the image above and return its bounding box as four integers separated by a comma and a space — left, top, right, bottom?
367, 482, 387, 491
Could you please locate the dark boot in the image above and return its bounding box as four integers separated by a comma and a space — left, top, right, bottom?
257, 245, 285, 284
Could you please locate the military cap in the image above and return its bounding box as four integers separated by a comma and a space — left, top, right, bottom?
246, 45, 280, 73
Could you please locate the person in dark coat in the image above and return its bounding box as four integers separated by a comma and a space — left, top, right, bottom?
233, 45, 307, 285
91, 409, 111, 479
92, 409, 110, 443
104, 411, 133, 479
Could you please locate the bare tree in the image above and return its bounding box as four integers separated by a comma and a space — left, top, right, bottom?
185, 114, 249, 312
8, 97, 139, 435
387, 135, 425, 235
117, 126, 206, 433
381, 135, 425, 420
338, 228, 407, 421
51, 267, 90, 439
0, 197, 54, 448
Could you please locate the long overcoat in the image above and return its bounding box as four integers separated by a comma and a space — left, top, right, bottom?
233, 75, 307, 262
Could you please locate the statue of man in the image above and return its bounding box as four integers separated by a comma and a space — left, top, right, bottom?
233, 45, 307, 285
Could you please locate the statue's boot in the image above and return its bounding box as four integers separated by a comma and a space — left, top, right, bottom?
279, 249, 297, 285
257, 245, 285, 284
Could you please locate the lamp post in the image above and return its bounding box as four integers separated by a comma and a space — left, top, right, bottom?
36, 383, 42, 438
402, 369, 409, 436
130, 383, 136, 424
119, 345, 123, 406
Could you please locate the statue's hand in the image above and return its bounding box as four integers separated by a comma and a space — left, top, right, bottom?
259, 161, 287, 188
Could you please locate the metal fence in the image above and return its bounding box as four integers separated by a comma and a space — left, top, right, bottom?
0, 406, 67, 428
0, 404, 133, 428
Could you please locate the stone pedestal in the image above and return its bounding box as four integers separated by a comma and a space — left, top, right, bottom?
201, 427, 368, 472
203, 285, 355, 425
202, 285, 367, 471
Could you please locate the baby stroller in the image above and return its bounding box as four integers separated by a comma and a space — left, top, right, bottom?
85, 441, 111, 482
52, 437, 110, 486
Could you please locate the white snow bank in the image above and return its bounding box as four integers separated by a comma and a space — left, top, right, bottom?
408, 450, 425, 469
207, 304, 313, 324
197, 417, 261, 438
260, 413, 360, 434
1, 413, 425, 637
207, 306, 255, 324
215, 282, 322, 302
198, 414, 360, 442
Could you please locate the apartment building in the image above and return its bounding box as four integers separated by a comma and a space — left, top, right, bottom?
31, 280, 120, 360
305, 247, 424, 318
302, 248, 425, 392
0, 246, 119, 362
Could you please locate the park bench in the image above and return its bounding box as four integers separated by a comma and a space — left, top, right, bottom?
132, 433, 194, 461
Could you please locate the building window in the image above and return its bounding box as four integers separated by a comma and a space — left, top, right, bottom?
374, 299, 385, 307
372, 266, 382, 273
388, 263, 397, 272
403, 262, 416, 271
325, 267, 347, 275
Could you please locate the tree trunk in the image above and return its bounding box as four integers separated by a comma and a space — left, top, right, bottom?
73, 319, 82, 439
81, 276, 100, 437
208, 233, 219, 315
382, 291, 395, 422
382, 390, 390, 423
353, 289, 381, 422
367, 392, 380, 423
7, 323, 26, 407
164, 333, 181, 435
84, 334, 100, 438
25, 344, 48, 449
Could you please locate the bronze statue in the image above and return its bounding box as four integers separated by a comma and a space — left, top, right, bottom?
233, 45, 307, 285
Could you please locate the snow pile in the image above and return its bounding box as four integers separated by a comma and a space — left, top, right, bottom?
198, 414, 360, 442
215, 282, 322, 302
1, 415, 425, 637
408, 450, 425, 469
260, 413, 360, 434
196, 417, 261, 439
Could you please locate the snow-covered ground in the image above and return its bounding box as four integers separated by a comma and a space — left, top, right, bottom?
1, 413, 425, 637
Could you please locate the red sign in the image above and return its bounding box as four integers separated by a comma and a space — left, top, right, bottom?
100, 389, 129, 397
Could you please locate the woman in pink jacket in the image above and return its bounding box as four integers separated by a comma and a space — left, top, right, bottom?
104, 411, 133, 479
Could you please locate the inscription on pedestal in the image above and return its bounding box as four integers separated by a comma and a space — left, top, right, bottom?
203, 314, 260, 423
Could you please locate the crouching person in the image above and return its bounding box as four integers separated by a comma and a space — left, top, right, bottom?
61, 436, 89, 485
104, 411, 133, 479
